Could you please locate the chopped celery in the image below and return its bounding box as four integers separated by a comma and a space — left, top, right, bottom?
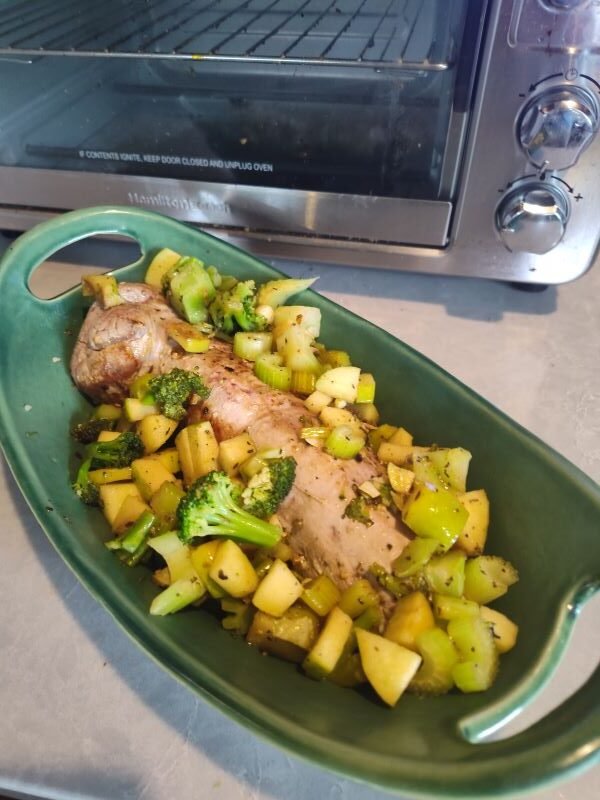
290, 371, 317, 395
402, 484, 469, 552
302, 575, 341, 616
353, 604, 384, 632
233, 331, 273, 361
338, 578, 380, 619
166, 321, 211, 353
150, 577, 206, 616
320, 350, 352, 368
355, 373, 376, 404
167, 257, 216, 324
256, 277, 317, 308
117, 510, 156, 555
220, 598, 254, 634
148, 530, 197, 583
463, 555, 519, 604
150, 481, 185, 533
408, 627, 459, 695
448, 616, 499, 693
325, 425, 365, 460
423, 550, 467, 598
433, 594, 480, 621
129, 373, 154, 400
254, 353, 292, 391
392, 537, 438, 578
81, 274, 123, 308
428, 447, 472, 493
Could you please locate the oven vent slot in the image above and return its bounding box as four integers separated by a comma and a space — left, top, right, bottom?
0, 0, 453, 71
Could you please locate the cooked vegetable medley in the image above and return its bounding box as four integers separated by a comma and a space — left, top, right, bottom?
70, 249, 519, 708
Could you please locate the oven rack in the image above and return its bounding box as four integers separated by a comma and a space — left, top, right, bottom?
0, 0, 453, 70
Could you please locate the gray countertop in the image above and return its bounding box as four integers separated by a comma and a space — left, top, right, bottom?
0, 239, 598, 800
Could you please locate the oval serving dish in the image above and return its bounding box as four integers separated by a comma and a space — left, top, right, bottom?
0, 207, 598, 799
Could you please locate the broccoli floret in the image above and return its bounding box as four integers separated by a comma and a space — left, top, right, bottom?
177, 470, 282, 547
71, 417, 117, 444
240, 456, 296, 519
72, 458, 100, 506
72, 432, 144, 506
148, 368, 210, 422
208, 280, 268, 334
343, 495, 374, 527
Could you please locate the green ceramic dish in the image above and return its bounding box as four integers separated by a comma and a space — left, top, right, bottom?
0, 207, 598, 799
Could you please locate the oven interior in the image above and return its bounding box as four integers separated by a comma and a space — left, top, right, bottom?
0, 0, 473, 202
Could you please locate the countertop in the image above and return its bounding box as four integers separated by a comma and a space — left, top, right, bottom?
0, 236, 598, 800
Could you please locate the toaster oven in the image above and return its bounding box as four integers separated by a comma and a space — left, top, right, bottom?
0, 0, 599, 284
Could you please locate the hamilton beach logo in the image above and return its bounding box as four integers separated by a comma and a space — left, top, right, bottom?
127, 191, 231, 216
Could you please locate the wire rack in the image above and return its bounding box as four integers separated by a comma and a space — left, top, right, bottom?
0, 0, 453, 69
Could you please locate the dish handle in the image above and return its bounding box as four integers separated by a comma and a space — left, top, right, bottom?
0, 206, 194, 297
460, 578, 599, 779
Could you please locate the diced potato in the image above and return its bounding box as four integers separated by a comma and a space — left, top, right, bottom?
388, 427, 413, 446
304, 390, 332, 415
349, 402, 379, 425
252, 559, 304, 617
247, 606, 320, 663
98, 482, 144, 530
131, 457, 177, 502
149, 447, 180, 474
272, 305, 321, 340
303, 606, 353, 679
145, 247, 181, 289
377, 443, 430, 466
97, 430, 122, 443
356, 629, 422, 707
187, 421, 219, 479
123, 397, 159, 422
480, 606, 519, 654
456, 489, 490, 555
209, 539, 259, 598
319, 405, 359, 429
136, 414, 179, 454
218, 432, 256, 476
88, 466, 132, 485
315, 366, 361, 403
112, 494, 151, 535
190, 540, 227, 599
176, 422, 219, 485
384, 591, 435, 651
367, 424, 397, 453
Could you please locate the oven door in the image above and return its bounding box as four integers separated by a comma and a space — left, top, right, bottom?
0, 0, 484, 249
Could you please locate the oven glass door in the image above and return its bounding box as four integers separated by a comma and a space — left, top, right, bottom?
0, 0, 484, 246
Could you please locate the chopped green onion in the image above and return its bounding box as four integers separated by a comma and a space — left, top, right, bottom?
291, 371, 317, 395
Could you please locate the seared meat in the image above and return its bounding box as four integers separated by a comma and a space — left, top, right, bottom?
71, 283, 410, 587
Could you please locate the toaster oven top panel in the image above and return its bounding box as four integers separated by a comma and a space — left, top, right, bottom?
0, 0, 455, 70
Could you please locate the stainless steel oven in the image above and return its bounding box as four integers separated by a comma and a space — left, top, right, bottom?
0, 0, 599, 283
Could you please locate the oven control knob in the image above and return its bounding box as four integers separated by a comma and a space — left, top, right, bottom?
518, 86, 599, 171
496, 182, 570, 254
